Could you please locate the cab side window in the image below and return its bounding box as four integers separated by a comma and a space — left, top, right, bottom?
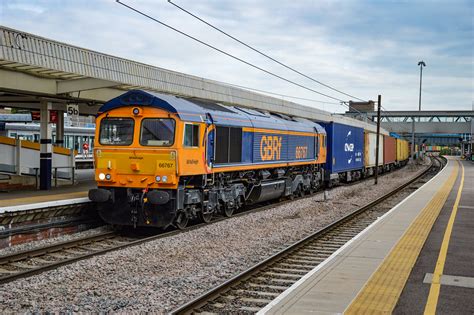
184, 124, 199, 147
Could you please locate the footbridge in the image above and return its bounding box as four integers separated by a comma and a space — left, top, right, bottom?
1, 25, 384, 190
345, 110, 473, 152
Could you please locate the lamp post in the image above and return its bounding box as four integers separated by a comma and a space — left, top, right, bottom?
411, 61, 426, 163
418, 60, 426, 111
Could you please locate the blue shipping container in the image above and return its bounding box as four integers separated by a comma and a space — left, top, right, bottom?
321, 122, 364, 173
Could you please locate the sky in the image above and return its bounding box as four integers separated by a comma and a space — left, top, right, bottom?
0, 0, 473, 113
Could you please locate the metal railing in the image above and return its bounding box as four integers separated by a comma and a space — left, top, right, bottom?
33, 166, 75, 188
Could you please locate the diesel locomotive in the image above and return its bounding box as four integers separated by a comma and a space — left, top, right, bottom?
89, 90, 410, 229
89, 90, 327, 229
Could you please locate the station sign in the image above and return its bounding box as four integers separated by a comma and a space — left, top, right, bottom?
67, 104, 79, 118
31, 111, 40, 121
49, 110, 58, 123
30, 110, 58, 123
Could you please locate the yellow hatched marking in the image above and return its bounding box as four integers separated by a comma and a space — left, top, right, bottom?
345, 161, 459, 314
424, 162, 465, 314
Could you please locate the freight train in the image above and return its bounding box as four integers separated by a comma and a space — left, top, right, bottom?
89, 90, 409, 229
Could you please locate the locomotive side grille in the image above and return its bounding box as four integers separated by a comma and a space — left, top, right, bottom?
215, 126, 229, 164
229, 128, 243, 163
215, 126, 243, 164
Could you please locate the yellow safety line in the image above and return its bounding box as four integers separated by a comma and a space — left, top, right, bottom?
345, 161, 459, 314
424, 161, 465, 315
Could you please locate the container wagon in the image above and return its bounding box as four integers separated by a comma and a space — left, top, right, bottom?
383, 135, 397, 171
320, 122, 364, 185
364, 131, 384, 176
396, 139, 409, 165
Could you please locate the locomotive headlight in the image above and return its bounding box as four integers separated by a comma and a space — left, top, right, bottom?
105, 174, 111, 180
162, 176, 168, 183
132, 107, 140, 115
155, 175, 161, 182
98, 173, 106, 180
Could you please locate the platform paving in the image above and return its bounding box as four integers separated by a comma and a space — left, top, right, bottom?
394, 159, 474, 314
260, 157, 467, 314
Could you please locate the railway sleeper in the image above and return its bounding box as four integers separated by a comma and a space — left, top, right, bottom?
299, 248, 338, 255
336, 227, 365, 233
261, 271, 303, 280
235, 289, 280, 298
7, 262, 37, 270
265, 278, 296, 286
48, 253, 73, 259
284, 257, 322, 265
77, 246, 105, 252
247, 283, 288, 292
63, 249, 87, 255
251, 276, 296, 286
304, 243, 342, 249
292, 251, 331, 258
31, 257, 56, 264
276, 262, 315, 270
309, 240, 347, 247
268, 266, 309, 274
298, 249, 335, 256
0, 267, 18, 274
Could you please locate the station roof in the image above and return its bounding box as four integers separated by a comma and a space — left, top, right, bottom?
0, 25, 383, 133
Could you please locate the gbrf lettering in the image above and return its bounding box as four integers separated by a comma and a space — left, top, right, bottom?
260, 135, 282, 161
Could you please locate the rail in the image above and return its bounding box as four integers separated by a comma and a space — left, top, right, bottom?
0, 159, 438, 286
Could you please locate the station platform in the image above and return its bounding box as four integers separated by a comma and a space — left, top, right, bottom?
0, 180, 95, 213
260, 156, 473, 314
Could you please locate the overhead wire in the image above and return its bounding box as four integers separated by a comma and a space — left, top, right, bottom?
168, 0, 368, 103
115, 0, 349, 104
116, 1, 369, 117
224, 83, 339, 105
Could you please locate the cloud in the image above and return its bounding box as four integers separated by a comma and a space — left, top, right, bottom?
0, 0, 472, 112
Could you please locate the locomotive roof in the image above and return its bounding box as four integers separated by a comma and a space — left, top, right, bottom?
99, 90, 326, 133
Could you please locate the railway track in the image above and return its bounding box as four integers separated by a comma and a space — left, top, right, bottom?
0, 159, 439, 286
0, 160, 411, 243
171, 157, 444, 314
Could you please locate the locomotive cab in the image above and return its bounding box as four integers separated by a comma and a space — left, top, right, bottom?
90, 92, 207, 228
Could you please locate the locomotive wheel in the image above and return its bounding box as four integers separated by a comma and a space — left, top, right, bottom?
174, 212, 189, 230
299, 187, 305, 197
199, 211, 213, 223
223, 206, 234, 217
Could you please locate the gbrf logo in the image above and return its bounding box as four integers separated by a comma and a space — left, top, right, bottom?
260, 135, 282, 161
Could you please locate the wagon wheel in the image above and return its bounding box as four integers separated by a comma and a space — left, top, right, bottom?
198, 210, 213, 224
174, 211, 189, 230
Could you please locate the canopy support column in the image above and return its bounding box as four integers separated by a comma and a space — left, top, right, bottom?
40, 101, 52, 190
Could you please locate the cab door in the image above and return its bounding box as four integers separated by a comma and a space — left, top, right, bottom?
206, 125, 215, 168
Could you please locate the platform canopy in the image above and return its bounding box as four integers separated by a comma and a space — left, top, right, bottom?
0, 25, 382, 133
